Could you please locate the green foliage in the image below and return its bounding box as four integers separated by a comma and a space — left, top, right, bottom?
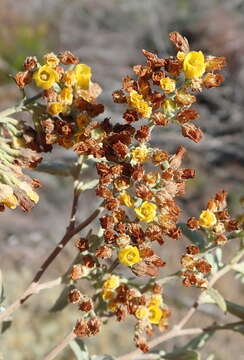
199, 288, 227, 313
50, 284, 75, 312
178, 223, 205, 250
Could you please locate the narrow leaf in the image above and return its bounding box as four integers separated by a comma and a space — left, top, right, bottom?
163, 349, 200, 360
1, 320, 12, 334
226, 300, 244, 320
50, 284, 75, 312
183, 331, 215, 351
0, 270, 4, 304
91, 356, 116, 360
200, 288, 227, 312
69, 338, 90, 360
178, 223, 205, 250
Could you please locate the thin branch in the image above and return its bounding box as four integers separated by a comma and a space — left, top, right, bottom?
0, 207, 101, 323
0, 92, 43, 118
43, 330, 76, 360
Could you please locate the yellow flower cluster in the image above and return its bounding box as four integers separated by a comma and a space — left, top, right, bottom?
32, 54, 92, 117
102, 275, 120, 302
135, 201, 157, 223
103, 275, 120, 290
131, 147, 149, 163
118, 191, 134, 208
129, 90, 152, 118
118, 246, 141, 266
160, 77, 176, 93
135, 294, 164, 324
199, 209, 217, 228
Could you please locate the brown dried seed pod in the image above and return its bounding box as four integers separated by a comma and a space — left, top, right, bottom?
79, 298, 94, 312
181, 123, 203, 143
203, 73, 224, 88
187, 217, 200, 230
69, 289, 82, 304
177, 109, 199, 123
23, 56, 38, 71
151, 112, 169, 126
58, 50, 79, 64
169, 32, 189, 53
70, 264, 83, 280
95, 246, 112, 259
74, 319, 88, 337
112, 90, 127, 103
14, 71, 32, 88
75, 238, 89, 252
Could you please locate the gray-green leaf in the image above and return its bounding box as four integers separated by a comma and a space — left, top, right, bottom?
226, 300, 244, 320
163, 349, 201, 360
178, 223, 205, 250
0, 270, 4, 304
50, 284, 75, 312
91, 356, 116, 360
199, 288, 227, 312
69, 338, 90, 360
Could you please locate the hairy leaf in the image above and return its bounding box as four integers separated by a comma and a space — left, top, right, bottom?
183, 331, 215, 351
0, 270, 4, 304
1, 320, 12, 334
50, 284, 75, 312
200, 288, 227, 312
91, 356, 116, 360
163, 349, 200, 360
69, 338, 90, 360
178, 223, 205, 250
226, 300, 244, 320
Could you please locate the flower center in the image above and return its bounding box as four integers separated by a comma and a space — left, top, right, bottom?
40, 71, 50, 81
127, 252, 134, 261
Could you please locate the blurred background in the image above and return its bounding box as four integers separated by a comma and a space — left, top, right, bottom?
0, 0, 244, 359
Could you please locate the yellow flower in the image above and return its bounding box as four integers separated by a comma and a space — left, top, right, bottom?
0, 184, 18, 209
103, 275, 120, 290
183, 51, 206, 79
33, 65, 59, 89
137, 101, 152, 118
149, 294, 163, 307
43, 52, 60, 68
118, 246, 141, 266
108, 300, 118, 312
135, 201, 157, 223
163, 99, 176, 117
160, 77, 176, 93
63, 70, 76, 87
18, 182, 39, 203
59, 87, 73, 105
135, 306, 149, 320
130, 90, 142, 104
199, 209, 217, 228
148, 305, 162, 324
118, 191, 134, 208
75, 64, 91, 90
76, 114, 89, 129
48, 102, 64, 115
176, 51, 186, 62
102, 289, 114, 301
129, 90, 152, 118
131, 147, 148, 163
